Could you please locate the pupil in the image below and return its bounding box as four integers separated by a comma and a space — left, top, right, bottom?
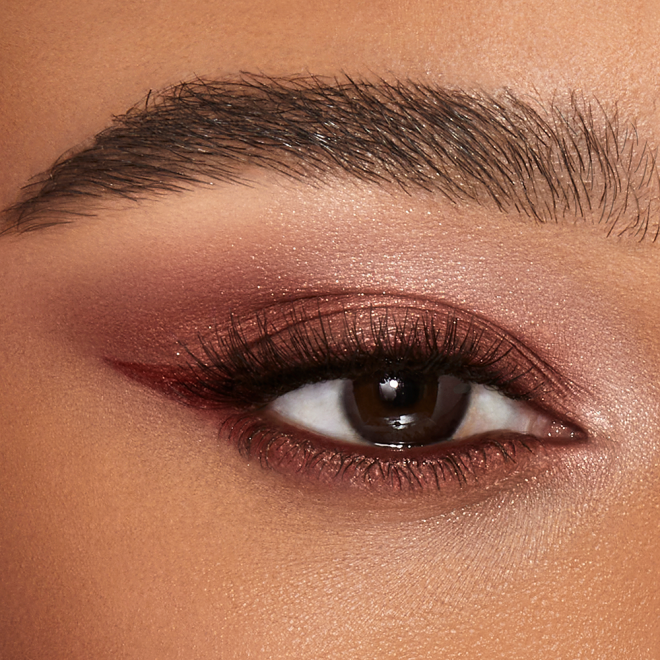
378, 377, 420, 407
347, 371, 471, 448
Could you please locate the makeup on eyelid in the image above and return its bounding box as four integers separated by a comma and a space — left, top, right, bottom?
39, 184, 634, 411
53, 182, 628, 372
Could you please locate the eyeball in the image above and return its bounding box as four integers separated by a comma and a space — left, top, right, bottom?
269, 372, 573, 449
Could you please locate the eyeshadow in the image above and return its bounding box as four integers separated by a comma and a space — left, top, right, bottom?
29, 180, 633, 386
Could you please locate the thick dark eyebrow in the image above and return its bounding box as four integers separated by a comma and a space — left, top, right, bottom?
3, 75, 659, 240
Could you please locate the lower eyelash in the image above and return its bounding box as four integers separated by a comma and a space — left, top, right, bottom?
220, 410, 576, 494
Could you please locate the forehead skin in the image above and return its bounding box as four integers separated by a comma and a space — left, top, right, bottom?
1, 1, 660, 659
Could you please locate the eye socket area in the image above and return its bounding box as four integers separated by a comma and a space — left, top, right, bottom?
106, 301, 589, 493
268, 371, 579, 451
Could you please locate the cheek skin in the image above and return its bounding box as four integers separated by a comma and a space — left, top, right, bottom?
1, 185, 659, 657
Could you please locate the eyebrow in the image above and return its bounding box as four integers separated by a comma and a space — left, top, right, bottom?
3, 75, 659, 240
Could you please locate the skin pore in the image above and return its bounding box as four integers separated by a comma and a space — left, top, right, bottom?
1, 0, 660, 658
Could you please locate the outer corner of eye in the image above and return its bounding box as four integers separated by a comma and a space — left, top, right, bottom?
544, 419, 587, 442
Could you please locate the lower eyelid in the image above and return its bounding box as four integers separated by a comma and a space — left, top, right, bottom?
219, 407, 588, 498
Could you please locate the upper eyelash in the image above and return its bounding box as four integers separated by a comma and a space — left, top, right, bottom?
171, 299, 573, 410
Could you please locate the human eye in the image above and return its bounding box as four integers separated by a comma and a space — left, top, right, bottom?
111, 294, 585, 496
270, 378, 561, 448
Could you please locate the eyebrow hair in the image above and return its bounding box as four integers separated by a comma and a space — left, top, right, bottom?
3, 75, 659, 240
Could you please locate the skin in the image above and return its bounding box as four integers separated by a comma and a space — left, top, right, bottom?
1, 0, 660, 658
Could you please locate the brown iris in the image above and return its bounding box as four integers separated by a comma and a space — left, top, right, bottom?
344, 372, 471, 448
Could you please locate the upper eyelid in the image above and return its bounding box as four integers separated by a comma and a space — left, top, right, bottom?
176, 296, 579, 403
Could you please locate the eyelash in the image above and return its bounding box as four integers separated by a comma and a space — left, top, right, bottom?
111, 298, 585, 493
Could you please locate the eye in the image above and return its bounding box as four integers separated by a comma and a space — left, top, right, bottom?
108, 299, 586, 493
269, 371, 572, 449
